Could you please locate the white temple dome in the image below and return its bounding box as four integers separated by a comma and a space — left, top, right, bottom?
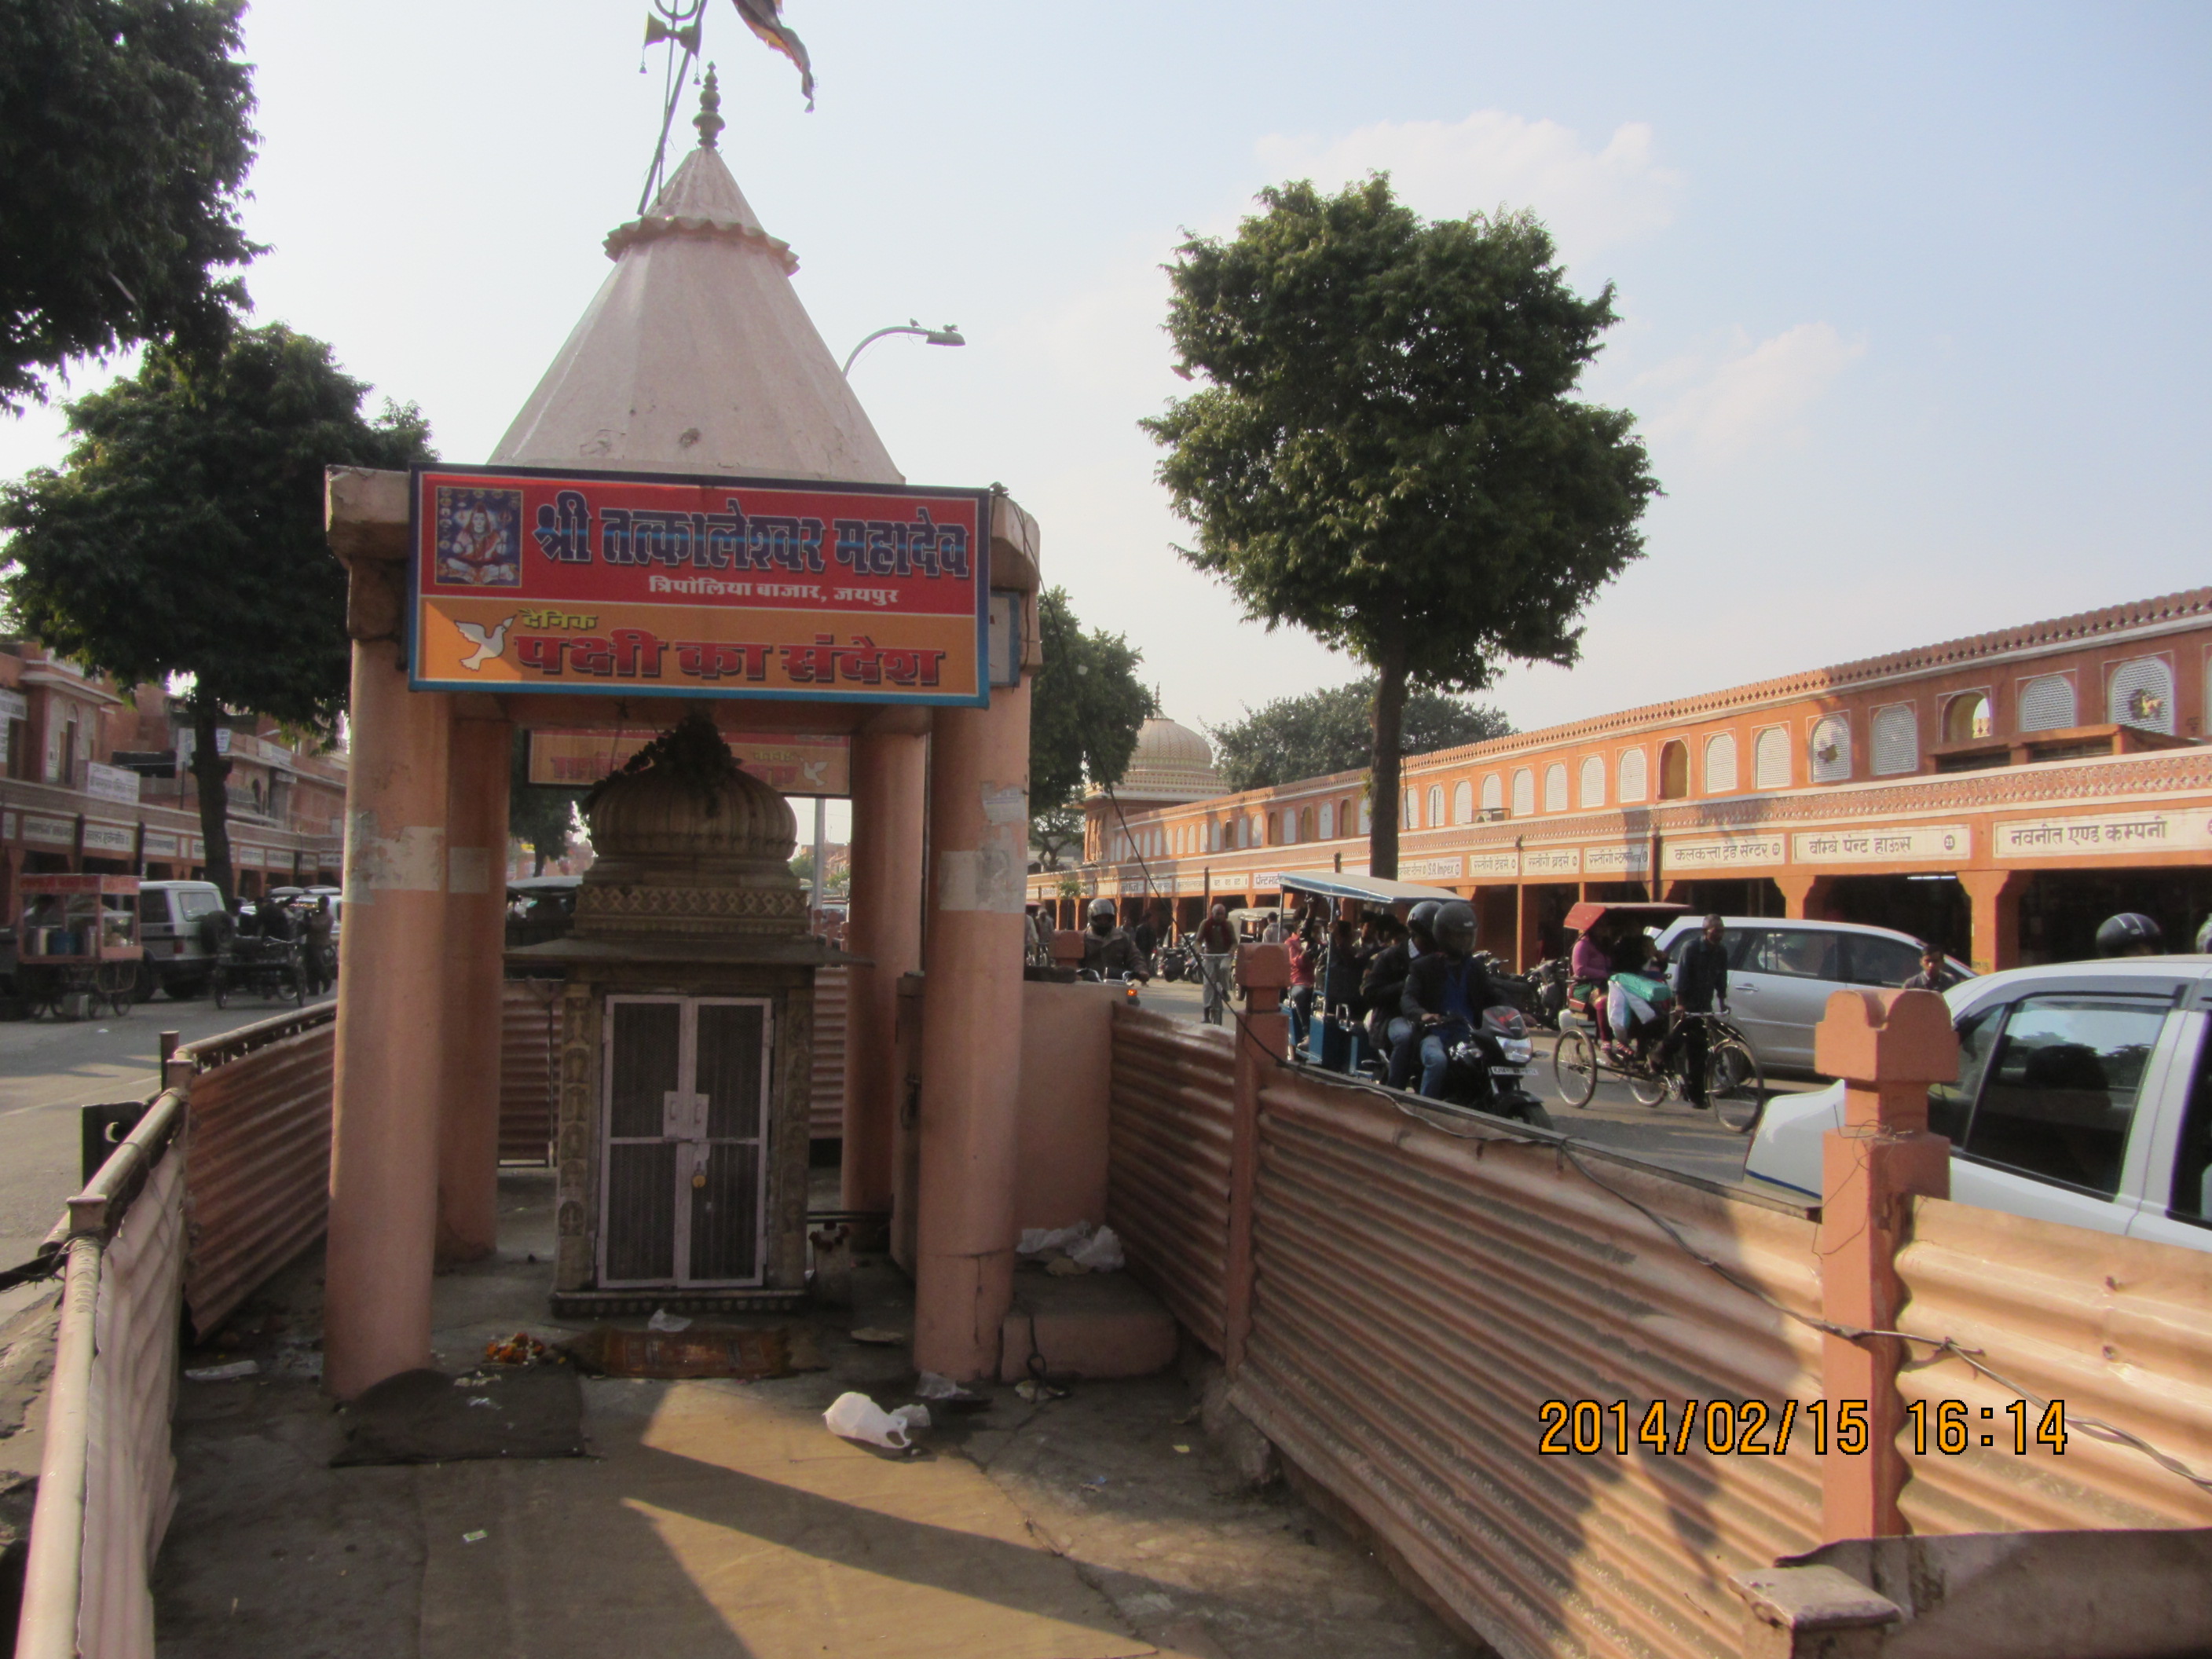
1101, 718, 1222, 804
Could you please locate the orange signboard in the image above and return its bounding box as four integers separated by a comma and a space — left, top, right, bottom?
408, 464, 990, 706
527, 730, 851, 797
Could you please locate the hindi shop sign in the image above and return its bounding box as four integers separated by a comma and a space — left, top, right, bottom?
1994, 811, 2212, 859
1792, 824, 1970, 866
408, 465, 991, 707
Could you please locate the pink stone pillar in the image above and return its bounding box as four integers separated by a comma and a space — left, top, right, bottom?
324, 648, 452, 1398
436, 711, 511, 1264
843, 727, 926, 1214
913, 677, 1032, 1382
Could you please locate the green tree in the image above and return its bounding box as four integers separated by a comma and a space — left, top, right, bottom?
1028, 799, 1085, 871
1210, 677, 1512, 793
2, 324, 433, 900
1027, 586, 1155, 857
1144, 177, 1657, 877
1, 0, 259, 411
508, 729, 581, 874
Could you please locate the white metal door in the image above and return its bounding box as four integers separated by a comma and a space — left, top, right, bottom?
599, 994, 774, 1288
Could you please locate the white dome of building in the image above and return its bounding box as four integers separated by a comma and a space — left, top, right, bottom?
1098, 717, 1223, 805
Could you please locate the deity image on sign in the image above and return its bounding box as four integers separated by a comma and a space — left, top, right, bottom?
435, 487, 524, 587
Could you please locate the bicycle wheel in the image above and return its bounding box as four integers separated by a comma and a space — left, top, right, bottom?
1708, 1039, 1766, 1134
1551, 1030, 1599, 1108
1628, 1068, 1669, 1108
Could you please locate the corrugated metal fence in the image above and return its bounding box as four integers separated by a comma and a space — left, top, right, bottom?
1895, 1196, 2212, 1535
1105, 1010, 1236, 1356
15, 1088, 189, 1659
178, 1006, 337, 1336
1229, 1070, 1826, 1659
500, 978, 559, 1163
810, 965, 849, 1141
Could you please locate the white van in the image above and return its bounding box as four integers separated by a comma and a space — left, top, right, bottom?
135, 880, 225, 999
1653, 915, 1972, 1071
1745, 957, 2212, 1254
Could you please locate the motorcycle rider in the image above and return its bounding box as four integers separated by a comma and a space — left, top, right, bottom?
1401, 900, 1499, 1099
1365, 901, 1439, 1090
2096, 912, 2165, 958
1082, 897, 1148, 982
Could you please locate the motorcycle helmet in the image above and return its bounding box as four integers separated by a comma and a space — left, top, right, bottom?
1433, 900, 1478, 956
2095, 912, 2164, 958
1407, 899, 1442, 947
1087, 897, 1117, 932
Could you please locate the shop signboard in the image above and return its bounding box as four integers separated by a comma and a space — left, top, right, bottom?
0, 689, 25, 723
1401, 856, 1464, 880
23, 815, 73, 847
1661, 834, 1782, 871
1464, 849, 1521, 878
83, 761, 141, 804
1, 811, 15, 842
1523, 845, 1581, 877
1994, 811, 2212, 859
1793, 824, 1969, 865
81, 821, 135, 855
141, 832, 179, 858
1586, 841, 1657, 875
527, 729, 851, 796
409, 464, 991, 706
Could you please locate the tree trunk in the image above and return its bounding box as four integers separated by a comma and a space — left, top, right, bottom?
188, 699, 236, 905
533, 843, 548, 876
1368, 636, 1408, 881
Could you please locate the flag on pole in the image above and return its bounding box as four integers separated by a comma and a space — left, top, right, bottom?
731, 0, 815, 109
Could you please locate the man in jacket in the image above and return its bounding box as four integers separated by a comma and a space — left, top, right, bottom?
1666, 914, 1731, 1108
1364, 903, 1437, 1090
1081, 898, 1148, 982
1196, 902, 1237, 1025
1401, 900, 1499, 1098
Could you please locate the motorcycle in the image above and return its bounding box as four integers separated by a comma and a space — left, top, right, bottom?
1430, 1005, 1554, 1130
1079, 968, 1147, 1004
1528, 955, 1571, 1031
1156, 939, 1196, 983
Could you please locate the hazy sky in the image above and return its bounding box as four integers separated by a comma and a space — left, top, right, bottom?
5, 0, 2208, 755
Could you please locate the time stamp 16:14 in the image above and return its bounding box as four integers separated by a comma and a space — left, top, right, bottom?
1537, 1398, 2070, 1458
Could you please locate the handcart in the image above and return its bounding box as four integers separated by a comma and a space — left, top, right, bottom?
16, 873, 144, 1020
211, 932, 308, 1009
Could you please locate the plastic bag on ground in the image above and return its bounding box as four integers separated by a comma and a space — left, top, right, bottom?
1068, 1225, 1124, 1273
1016, 1221, 1093, 1257
823, 1391, 928, 1451
914, 1371, 965, 1401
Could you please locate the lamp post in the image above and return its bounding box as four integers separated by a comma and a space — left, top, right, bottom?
841, 320, 965, 377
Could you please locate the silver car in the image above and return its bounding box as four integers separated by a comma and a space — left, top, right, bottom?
1652, 915, 1972, 1071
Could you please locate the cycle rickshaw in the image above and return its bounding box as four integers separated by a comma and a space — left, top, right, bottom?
1547, 900, 1768, 1133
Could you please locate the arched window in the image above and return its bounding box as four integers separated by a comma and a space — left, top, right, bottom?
1317, 803, 1334, 840
1511, 768, 1535, 818
1250, 815, 1262, 847
1617, 749, 1647, 804
1943, 692, 1993, 744
1579, 756, 1605, 809
1426, 785, 1444, 828
1452, 780, 1474, 824
1268, 811, 1282, 845
1703, 733, 1738, 794
2110, 657, 2175, 733
1658, 740, 1690, 800
1871, 705, 1918, 775
1403, 789, 1418, 829
1544, 763, 1568, 812
2018, 673, 2075, 733
1481, 774, 1503, 814
1753, 727, 1790, 789
1340, 797, 1354, 837
1358, 798, 1372, 834
1300, 806, 1317, 842
1809, 715, 1851, 782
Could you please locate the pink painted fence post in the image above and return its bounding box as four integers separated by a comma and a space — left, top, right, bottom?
1811, 987, 1957, 1540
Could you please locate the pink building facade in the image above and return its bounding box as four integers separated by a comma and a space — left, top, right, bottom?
1033, 586, 2212, 972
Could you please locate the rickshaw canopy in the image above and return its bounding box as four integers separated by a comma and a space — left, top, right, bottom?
1562, 900, 1692, 935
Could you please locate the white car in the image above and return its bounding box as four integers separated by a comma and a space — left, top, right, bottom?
1653, 915, 1972, 1072
1744, 957, 2212, 1254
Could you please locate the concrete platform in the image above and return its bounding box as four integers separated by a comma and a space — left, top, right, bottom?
1001, 1263, 1180, 1383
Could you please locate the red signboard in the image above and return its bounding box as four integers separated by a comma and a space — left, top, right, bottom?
408, 464, 991, 705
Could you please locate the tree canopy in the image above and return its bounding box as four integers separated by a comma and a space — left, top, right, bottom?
1, 0, 260, 411
508, 729, 580, 875
1, 323, 433, 899
1210, 677, 1512, 794
1028, 586, 1155, 856
1144, 176, 1657, 876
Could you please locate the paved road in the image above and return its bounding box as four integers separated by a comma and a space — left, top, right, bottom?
1130, 976, 1816, 1190
0, 988, 335, 1294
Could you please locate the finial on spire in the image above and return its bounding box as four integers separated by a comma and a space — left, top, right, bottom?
694, 64, 724, 150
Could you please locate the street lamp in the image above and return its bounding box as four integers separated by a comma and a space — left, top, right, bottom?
841, 320, 965, 377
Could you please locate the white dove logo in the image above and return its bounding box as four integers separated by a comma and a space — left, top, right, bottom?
455, 615, 515, 672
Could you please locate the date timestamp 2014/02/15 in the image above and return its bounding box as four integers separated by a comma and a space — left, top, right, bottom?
1536, 1398, 2070, 1457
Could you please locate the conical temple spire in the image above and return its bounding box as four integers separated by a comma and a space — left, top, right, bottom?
489, 116, 901, 484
